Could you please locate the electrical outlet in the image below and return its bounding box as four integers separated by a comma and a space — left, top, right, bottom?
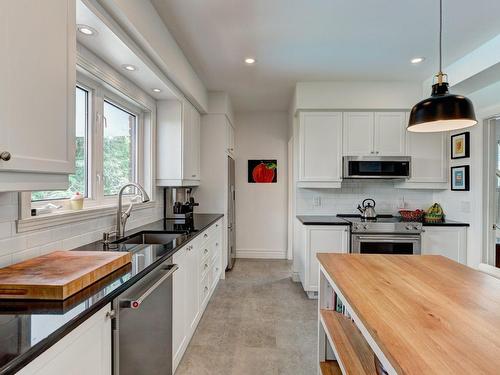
313, 196, 322, 207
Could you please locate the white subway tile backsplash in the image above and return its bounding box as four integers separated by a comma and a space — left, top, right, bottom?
0, 189, 164, 267
296, 181, 435, 215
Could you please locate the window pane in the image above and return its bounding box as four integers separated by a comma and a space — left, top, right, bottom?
103, 100, 137, 196
32, 87, 88, 201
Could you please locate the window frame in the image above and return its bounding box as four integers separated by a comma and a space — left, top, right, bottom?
20, 68, 154, 222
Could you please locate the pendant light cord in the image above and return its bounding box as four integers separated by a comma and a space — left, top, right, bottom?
439, 0, 443, 74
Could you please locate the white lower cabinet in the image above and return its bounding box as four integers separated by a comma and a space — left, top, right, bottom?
172, 219, 223, 372
421, 226, 468, 264
16, 304, 112, 375
297, 223, 350, 298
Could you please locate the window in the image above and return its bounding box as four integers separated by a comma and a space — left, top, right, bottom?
30, 72, 147, 211
103, 100, 137, 196
31, 86, 89, 201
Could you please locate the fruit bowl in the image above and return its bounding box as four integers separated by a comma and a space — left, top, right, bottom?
398, 209, 424, 222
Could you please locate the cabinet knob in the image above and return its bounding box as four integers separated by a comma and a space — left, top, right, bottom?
0, 151, 11, 161
204, 233, 208, 238
192, 174, 196, 178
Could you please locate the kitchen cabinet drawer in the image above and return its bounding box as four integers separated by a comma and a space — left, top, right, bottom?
199, 271, 211, 307
199, 255, 211, 280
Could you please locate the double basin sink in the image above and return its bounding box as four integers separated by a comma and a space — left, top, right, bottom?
110, 229, 198, 246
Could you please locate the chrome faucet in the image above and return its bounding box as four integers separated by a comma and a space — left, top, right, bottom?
116, 182, 150, 237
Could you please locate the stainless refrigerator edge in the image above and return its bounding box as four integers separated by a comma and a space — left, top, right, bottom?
227, 156, 236, 269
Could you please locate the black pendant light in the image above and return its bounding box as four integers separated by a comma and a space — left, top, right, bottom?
408, 0, 477, 132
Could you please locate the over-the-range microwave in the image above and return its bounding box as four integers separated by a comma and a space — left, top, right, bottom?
343, 156, 411, 179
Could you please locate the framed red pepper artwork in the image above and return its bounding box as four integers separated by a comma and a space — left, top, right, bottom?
248, 160, 277, 183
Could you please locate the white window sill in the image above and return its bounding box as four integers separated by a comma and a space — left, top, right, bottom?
16, 201, 157, 233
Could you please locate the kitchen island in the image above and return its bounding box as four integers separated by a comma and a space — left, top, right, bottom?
317, 254, 500, 374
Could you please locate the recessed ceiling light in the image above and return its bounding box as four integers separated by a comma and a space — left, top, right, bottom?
244, 57, 256, 65
122, 64, 137, 72
411, 57, 425, 64
152, 88, 162, 93
77, 24, 97, 36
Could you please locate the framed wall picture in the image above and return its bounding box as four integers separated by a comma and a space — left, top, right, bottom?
451, 132, 470, 159
451, 165, 470, 191
248, 160, 277, 183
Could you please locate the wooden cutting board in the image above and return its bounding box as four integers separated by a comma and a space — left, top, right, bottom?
0, 251, 132, 300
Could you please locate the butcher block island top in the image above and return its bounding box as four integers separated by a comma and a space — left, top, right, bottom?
316, 254, 500, 375
0, 251, 132, 300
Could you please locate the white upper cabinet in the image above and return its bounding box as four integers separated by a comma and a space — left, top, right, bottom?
374, 112, 406, 156
183, 100, 201, 181
298, 112, 343, 188
157, 99, 201, 186
343, 112, 406, 156
0, 0, 76, 192
397, 112, 448, 188
226, 122, 235, 156
343, 112, 374, 156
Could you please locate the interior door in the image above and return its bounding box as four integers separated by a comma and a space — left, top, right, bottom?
487, 118, 500, 267
227, 156, 236, 269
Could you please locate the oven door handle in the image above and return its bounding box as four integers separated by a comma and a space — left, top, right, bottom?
120, 264, 178, 309
355, 236, 420, 242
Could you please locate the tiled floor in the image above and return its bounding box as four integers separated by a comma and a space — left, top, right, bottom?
175, 259, 317, 375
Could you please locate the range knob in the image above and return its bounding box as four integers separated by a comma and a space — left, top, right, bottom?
363, 225, 369, 230
405, 225, 413, 230
354, 225, 360, 231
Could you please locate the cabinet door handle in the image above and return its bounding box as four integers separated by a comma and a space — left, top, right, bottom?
0, 151, 11, 161
204, 233, 208, 238
192, 174, 196, 178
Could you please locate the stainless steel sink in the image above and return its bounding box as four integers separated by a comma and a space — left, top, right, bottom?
113, 232, 183, 245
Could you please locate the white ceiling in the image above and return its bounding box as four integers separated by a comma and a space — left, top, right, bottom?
151, 0, 500, 112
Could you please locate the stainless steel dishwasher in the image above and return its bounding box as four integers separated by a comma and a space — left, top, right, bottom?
112, 257, 178, 375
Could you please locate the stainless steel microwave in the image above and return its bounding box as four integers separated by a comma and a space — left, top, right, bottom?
343, 156, 411, 179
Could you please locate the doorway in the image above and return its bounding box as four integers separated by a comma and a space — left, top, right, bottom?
485, 117, 500, 267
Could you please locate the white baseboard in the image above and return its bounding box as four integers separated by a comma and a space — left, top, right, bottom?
236, 249, 286, 259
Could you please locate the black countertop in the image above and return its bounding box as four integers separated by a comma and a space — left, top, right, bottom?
296, 215, 351, 225
296, 215, 469, 227
0, 213, 223, 375
422, 219, 469, 227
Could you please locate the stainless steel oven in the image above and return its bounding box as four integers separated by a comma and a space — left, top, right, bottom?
338, 215, 422, 255
351, 234, 421, 255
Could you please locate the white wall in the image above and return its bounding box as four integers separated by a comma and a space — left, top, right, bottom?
0, 191, 163, 267
294, 81, 423, 111
235, 112, 288, 259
